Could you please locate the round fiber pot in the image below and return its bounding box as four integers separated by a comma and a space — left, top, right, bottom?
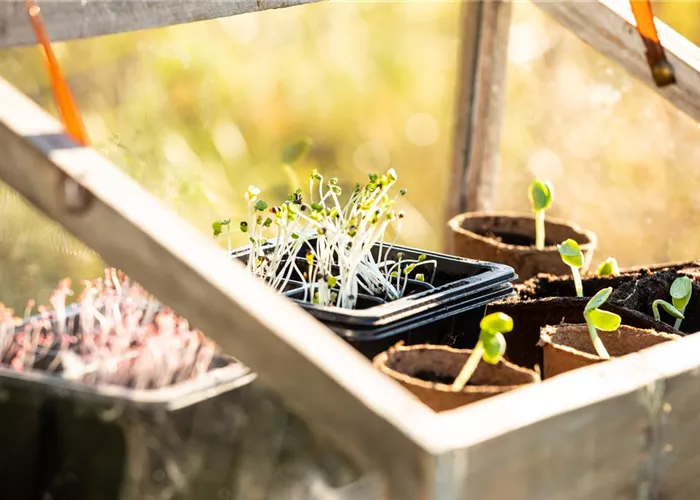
539, 323, 679, 378
373, 344, 539, 413
609, 271, 700, 334
447, 212, 597, 283
480, 297, 678, 371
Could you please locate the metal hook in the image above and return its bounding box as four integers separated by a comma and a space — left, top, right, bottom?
630, 0, 676, 87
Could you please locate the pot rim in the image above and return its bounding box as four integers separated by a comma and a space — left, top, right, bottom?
373, 343, 539, 394
447, 211, 598, 252
539, 323, 680, 361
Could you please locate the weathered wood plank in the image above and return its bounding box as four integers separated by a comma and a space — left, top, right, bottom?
0, 76, 438, 500
430, 333, 700, 499
0, 0, 324, 48
533, 0, 700, 124
444, 0, 512, 248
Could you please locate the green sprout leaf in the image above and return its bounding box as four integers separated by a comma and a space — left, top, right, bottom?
415, 273, 425, 282
212, 219, 230, 237
558, 239, 584, 269
670, 276, 692, 311
482, 333, 506, 364
586, 309, 622, 331
652, 299, 685, 321
596, 257, 620, 277
254, 200, 269, 212
585, 287, 613, 314
480, 312, 513, 336
240, 221, 249, 233
280, 138, 313, 165
528, 180, 554, 212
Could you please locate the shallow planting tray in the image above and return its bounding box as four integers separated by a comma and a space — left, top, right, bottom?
0, 352, 255, 500
231, 242, 516, 357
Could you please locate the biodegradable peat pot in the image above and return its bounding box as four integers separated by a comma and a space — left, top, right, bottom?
480, 297, 678, 371
373, 344, 539, 412
539, 323, 679, 378
610, 271, 700, 334
447, 212, 597, 283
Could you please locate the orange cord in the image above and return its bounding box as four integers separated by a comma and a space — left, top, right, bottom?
25, 0, 90, 145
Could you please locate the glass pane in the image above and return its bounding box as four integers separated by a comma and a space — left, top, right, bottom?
499, 1, 700, 268
0, 1, 462, 301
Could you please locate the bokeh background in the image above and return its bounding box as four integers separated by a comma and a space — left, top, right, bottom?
1, 0, 700, 310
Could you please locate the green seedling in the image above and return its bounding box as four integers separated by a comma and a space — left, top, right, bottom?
651, 299, 684, 325
528, 180, 554, 250
451, 312, 513, 392
652, 276, 691, 329
596, 257, 620, 277
558, 239, 584, 297
583, 287, 621, 359
212, 219, 231, 252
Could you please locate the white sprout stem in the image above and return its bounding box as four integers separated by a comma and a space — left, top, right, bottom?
451, 340, 485, 392
571, 266, 583, 297
585, 314, 610, 359
535, 209, 545, 250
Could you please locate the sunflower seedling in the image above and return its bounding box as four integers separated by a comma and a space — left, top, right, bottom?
558, 239, 584, 297
528, 180, 554, 250
652, 276, 691, 329
596, 257, 620, 277
583, 287, 621, 359
451, 312, 513, 392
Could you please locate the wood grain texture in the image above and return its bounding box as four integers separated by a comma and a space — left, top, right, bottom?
0, 0, 323, 48
534, 0, 700, 124
429, 333, 700, 499
444, 0, 512, 233
0, 76, 437, 500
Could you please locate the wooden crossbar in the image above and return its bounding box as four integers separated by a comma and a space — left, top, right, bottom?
0, 0, 324, 48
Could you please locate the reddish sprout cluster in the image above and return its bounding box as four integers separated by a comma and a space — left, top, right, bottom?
0, 269, 221, 389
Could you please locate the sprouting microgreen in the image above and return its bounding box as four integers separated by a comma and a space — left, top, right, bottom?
220, 166, 437, 309
528, 180, 554, 250
558, 239, 584, 297
654, 276, 692, 329
212, 219, 231, 252
652, 299, 684, 325
583, 287, 621, 359
596, 257, 620, 277
451, 312, 513, 392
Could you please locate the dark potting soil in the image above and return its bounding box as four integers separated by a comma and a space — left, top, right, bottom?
483, 296, 678, 370
414, 370, 468, 386
609, 271, 700, 334
518, 273, 641, 300
476, 231, 543, 247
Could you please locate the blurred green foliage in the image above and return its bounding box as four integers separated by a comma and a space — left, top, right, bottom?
1, 1, 700, 311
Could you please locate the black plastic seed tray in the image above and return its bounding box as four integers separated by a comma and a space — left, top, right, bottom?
231, 241, 517, 325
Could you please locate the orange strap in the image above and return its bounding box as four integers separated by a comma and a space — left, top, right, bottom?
25, 0, 89, 145
629, 0, 675, 87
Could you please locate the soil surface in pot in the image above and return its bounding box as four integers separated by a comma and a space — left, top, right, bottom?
540, 323, 679, 378
475, 231, 554, 248
518, 272, 642, 300
610, 271, 700, 334
482, 296, 677, 371
374, 344, 538, 412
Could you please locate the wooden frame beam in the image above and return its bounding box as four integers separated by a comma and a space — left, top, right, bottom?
445, 0, 512, 251
0, 0, 324, 48
533, 0, 700, 124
